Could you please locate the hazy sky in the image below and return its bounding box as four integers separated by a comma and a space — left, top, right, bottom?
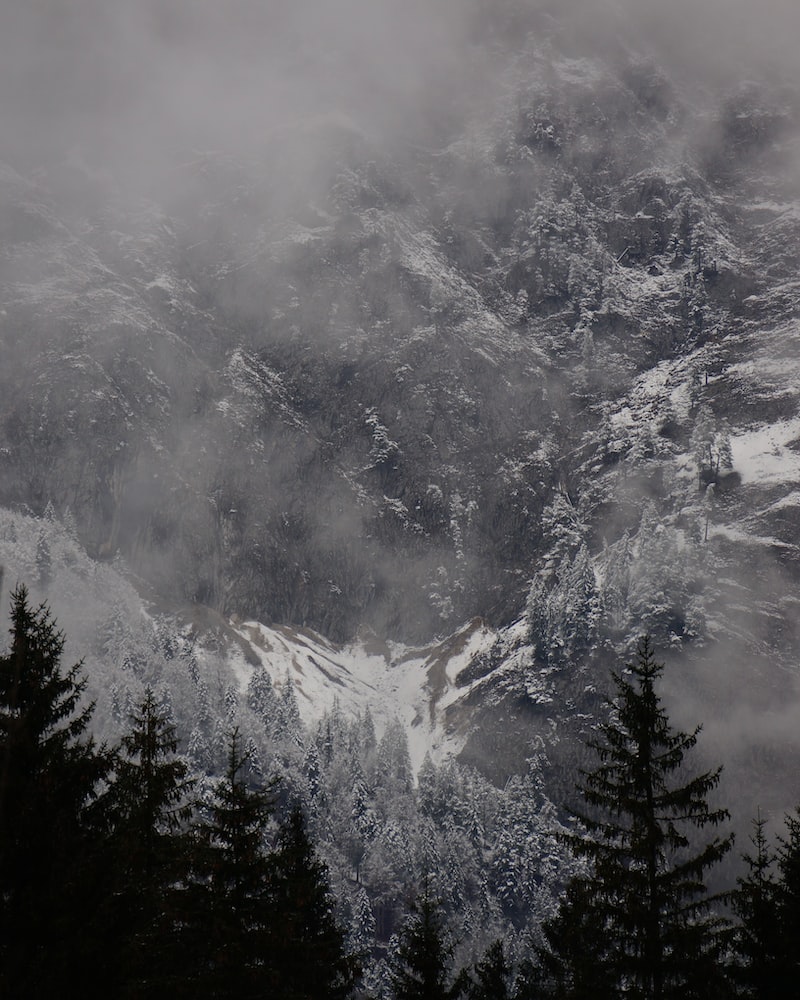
2, 0, 799, 188
3, 1, 800, 823
0, 1, 470, 178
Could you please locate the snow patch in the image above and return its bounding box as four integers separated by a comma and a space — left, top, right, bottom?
710, 523, 796, 550
230, 618, 497, 773
730, 418, 800, 486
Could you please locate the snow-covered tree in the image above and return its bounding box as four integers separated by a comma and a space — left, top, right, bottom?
690, 405, 733, 488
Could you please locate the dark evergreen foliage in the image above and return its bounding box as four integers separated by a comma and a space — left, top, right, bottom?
0, 585, 113, 997
732, 813, 781, 999
4, 586, 799, 997
525, 877, 617, 1000
465, 939, 513, 1000
190, 727, 275, 998
774, 807, 800, 994
389, 884, 459, 1000
269, 803, 359, 999
539, 636, 733, 1000
106, 687, 196, 996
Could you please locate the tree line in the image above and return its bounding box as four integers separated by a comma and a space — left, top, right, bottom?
0, 585, 354, 998
1, 585, 798, 998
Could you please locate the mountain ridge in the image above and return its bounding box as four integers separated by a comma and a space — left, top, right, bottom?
2, 3, 800, 821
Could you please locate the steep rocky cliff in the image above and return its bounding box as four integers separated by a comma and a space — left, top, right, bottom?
2, 1, 800, 824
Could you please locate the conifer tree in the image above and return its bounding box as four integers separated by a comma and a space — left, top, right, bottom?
0, 585, 112, 997
269, 802, 359, 999
774, 806, 800, 993
524, 877, 616, 1000
246, 663, 277, 726
349, 885, 377, 961
388, 882, 457, 1000
466, 939, 513, 1000
35, 528, 51, 589
541, 636, 733, 1000
732, 813, 781, 999
191, 727, 274, 998
107, 687, 196, 996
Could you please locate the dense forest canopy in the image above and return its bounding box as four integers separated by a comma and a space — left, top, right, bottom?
3, 2, 800, 994
2, 590, 799, 996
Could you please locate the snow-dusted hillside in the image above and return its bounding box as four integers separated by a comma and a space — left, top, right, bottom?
0, 505, 499, 773
228, 617, 498, 773
2, 1, 800, 829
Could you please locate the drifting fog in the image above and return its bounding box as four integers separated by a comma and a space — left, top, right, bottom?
3, 0, 800, 830
2, 0, 800, 187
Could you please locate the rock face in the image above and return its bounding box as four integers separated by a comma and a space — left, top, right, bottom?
2, 2, 800, 814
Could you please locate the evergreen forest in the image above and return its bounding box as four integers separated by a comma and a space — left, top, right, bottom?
4, 4, 800, 999
1, 584, 798, 999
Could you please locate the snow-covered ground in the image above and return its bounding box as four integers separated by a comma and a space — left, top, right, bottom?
731, 418, 800, 485
0, 503, 502, 773
228, 617, 498, 772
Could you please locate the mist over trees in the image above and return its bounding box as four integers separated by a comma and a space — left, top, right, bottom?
2, 589, 798, 997
1, 0, 799, 645
3, 2, 800, 994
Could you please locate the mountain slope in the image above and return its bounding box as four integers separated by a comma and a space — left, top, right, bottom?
2, 2, 800, 824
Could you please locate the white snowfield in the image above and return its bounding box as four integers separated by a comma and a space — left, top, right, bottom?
730, 418, 800, 486
228, 617, 498, 772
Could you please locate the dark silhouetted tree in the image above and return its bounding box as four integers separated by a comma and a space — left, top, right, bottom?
0, 585, 112, 997
388, 882, 457, 1000
521, 877, 616, 1000
191, 727, 274, 998
269, 802, 359, 999
540, 636, 733, 1000
466, 939, 513, 1000
107, 686, 196, 996
733, 812, 781, 999
774, 806, 800, 994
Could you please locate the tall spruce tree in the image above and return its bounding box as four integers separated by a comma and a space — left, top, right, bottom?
524, 877, 617, 1000
388, 882, 458, 1000
774, 806, 800, 994
732, 813, 781, 999
466, 939, 513, 1000
191, 727, 274, 999
540, 636, 733, 1000
108, 687, 196, 996
0, 585, 112, 997
269, 803, 359, 1000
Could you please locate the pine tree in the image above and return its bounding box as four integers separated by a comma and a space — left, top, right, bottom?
377, 718, 413, 794
191, 727, 274, 998
277, 670, 302, 738
690, 405, 732, 489
269, 803, 359, 999
561, 543, 603, 661
305, 741, 324, 803
541, 636, 733, 1000
388, 883, 457, 1000
35, 527, 51, 589
774, 806, 800, 993
349, 885, 377, 961
466, 939, 512, 1000
525, 877, 616, 1000
107, 687, 196, 996
0, 585, 113, 997
732, 813, 781, 999
361, 706, 378, 756
246, 664, 277, 726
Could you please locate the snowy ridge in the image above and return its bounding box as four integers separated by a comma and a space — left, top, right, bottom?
0, 499, 507, 778
227, 617, 498, 772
